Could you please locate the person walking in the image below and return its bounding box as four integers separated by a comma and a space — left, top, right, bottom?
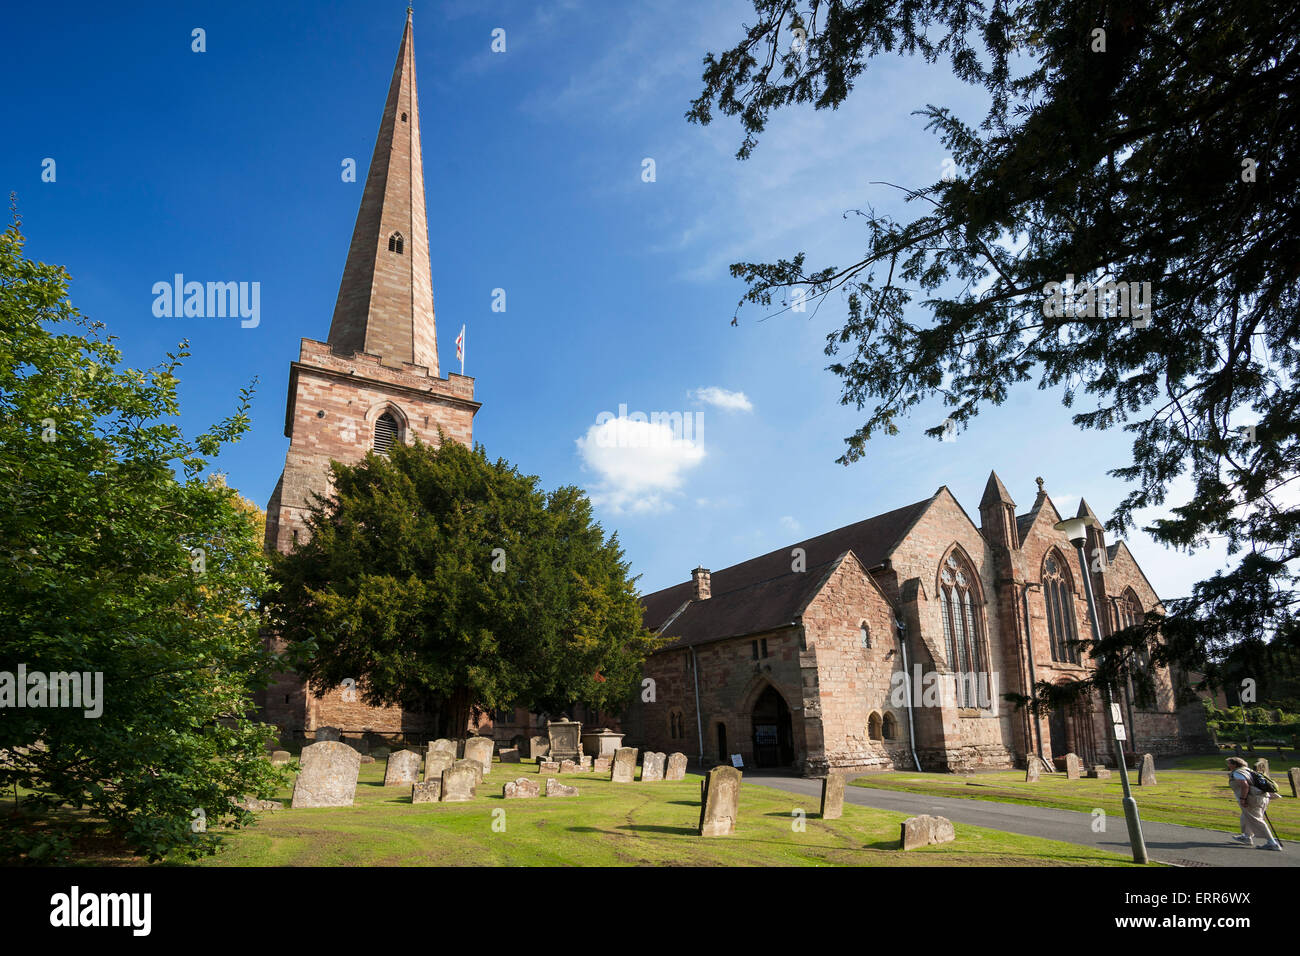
1227, 756, 1283, 851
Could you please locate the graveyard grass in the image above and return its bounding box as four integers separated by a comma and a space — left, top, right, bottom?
851, 768, 1299, 840
178, 760, 1144, 867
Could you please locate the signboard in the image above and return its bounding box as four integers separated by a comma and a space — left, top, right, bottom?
1113, 723, 1127, 741
1110, 703, 1123, 723
730, 753, 744, 768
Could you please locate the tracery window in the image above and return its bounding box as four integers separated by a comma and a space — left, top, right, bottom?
388, 232, 404, 254
1043, 552, 1082, 664
939, 550, 989, 708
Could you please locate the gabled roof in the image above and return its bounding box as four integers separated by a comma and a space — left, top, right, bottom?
641, 494, 935, 649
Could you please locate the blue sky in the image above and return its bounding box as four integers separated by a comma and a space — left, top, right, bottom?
5, 0, 1229, 600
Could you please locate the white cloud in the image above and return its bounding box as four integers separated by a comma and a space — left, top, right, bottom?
576, 416, 705, 514
780, 515, 801, 533
691, 386, 753, 413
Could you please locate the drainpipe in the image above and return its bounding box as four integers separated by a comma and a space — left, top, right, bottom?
690, 646, 705, 767
1022, 584, 1046, 764
894, 615, 922, 772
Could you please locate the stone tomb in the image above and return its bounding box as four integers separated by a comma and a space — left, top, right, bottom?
463, 736, 495, 776
1064, 753, 1081, 780
698, 765, 741, 837
900, 814, 955, 850
412, 780, 441, 803
546, 778, 579, 797
641, 752, 666, 782
504, 777, 540, 798
425, 751, 455, 782
383, 749, 422, 787
665, 752, 688, 781
441, 764, 477, 802
291, 741, 362, 808
611, 747, 637, 783
820, 774, 845, 820
1139, 753, 1157, 787
546, 719, 582, 762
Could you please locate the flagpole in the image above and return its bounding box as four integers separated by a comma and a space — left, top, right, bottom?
459, 324, 465, 375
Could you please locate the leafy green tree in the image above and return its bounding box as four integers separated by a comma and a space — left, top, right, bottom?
688, 1, 1299, 706
266, 437, 664, 735
0, 207, 280, 863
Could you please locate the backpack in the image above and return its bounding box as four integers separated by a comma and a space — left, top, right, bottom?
1250, 770, 1280, 795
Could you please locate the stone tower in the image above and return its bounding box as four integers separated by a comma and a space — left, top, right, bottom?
260, 10, 479, 735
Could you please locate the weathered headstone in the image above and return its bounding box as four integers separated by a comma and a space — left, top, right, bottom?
504, 777, 541, 798
359, 754, 375, 764
425, 751, 455, 782
269, 750, 292, 766
234, 796, 282, 813
453, 757, 484, 785
546, 778, 579, 797
1255, 757, 1270, 776
579, 755, 593, 771
1288, 767, 1299, 798
428, 738, 457, 760
1025, 759, 1040, 782
411, 780, 441, 803
1139, 753, 1157, 787
499, 748, 521, 763
441, 764, 477, 802
1065, 753, 1081, 780
611, 746, 637, 783
1087, 765, 1111, 779
698, 765, 741, 836
291, 741, 362, 808
665, 752, 688, 781
528, 736, 549, 760
315, 726, 341, 742
593, 756, 612, 774
383, 749, 422, 787
559, 759, 580, 773
820, 774, 845, 820
538, 760, 561, 774
464, 736, 495, 776
899, 814, 956, 850
641, 752, 666, 782
372, 746, 391, 760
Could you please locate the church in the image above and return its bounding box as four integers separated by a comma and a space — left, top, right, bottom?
624, 475, 1210, 774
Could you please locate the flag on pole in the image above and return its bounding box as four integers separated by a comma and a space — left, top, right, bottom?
455, 324, 465, 374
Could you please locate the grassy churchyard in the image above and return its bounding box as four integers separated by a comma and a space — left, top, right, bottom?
171, 758, 1143, 867
851, 766, 1300, 840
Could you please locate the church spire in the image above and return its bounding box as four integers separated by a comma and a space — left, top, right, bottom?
326, 9, 439, 375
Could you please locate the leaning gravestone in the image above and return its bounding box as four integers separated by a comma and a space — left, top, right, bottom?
1255, 757, 1270, 776
1288, 767, 1299, 799
1025, 759, 1040, 783
464, 737, 495, 776
315, 726, 341, 742
546, 778, 579, 797
698, 765, 741, 836
441, 764, 477, 802
428, 738, 458, 760
900, 814, 955, 850
504, 777, 540, 798
820, 774, 845, 820
383, 750, 422, 787
665, 752, 688, 781
499, 748, 520, 763
453, 757, 484, 785
425, 751, 455, 782
642, 752, 666, 782
269, 750, 292, 767
611, 747, 637, 783
1139, 753, 1157, 787
1065, 753, 1081, 780
411, 780, 441, 803
528, 736, 549, 760
291, 741, 362, 808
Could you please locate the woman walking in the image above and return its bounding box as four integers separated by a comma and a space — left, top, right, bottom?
1227, 756, 1283, 851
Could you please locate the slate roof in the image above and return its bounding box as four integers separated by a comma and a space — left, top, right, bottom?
640, 494, 935, 651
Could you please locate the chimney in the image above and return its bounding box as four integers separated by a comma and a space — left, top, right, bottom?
692, 566, 711, 601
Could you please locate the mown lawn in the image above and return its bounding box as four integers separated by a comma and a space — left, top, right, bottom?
176, 760, 1144, 866
851, 766, 1299, 840
1166, 750, 1297, 772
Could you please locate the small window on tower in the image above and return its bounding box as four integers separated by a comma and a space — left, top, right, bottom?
401, 112, 407, 122
388, 232, 404, 254
373, 412, 398, 455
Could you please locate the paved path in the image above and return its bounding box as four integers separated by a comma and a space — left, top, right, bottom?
743, 770, 1296, 867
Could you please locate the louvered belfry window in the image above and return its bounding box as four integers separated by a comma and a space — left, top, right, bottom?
373, 412, 398, 455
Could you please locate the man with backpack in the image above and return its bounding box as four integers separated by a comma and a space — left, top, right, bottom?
1227, 756, 1284, 851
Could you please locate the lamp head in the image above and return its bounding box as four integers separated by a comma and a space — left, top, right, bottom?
1053, 514, 1100, 548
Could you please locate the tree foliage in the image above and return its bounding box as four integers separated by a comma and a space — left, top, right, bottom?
689, 1, 1300, 701
266, 437, 665, 733
0, 206, 281, 863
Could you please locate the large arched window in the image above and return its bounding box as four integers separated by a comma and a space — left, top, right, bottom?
373, 411, 399, 455
882, 712, 898, 741
1117, 588, 1150, 673
1043, 551, 1082, 664
868, 712, 883, 741
938, 549, 989, 708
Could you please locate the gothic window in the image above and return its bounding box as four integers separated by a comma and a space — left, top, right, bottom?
668, 709, 685, 740
868, 712, 883, 741
388, 232, 404, 254
373, 412, 399, 455
859, 622, 871, 648
938, 550, 990, 708
1118, 589, 1149, 673
882, 712, 898, 741
1043, 552, 1082, 664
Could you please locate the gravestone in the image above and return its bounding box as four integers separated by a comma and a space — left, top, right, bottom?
504, 777, 541, 798
425, 751, 455, 782
235, 796, 282, 813
538, 760, 560, 774
1065, 753, 1081, 780
611, 747, 637, 783
372, 746, 391, 760
1025, 759, 1040, 782
269, 750, 292, 766
464, 737, 495, 776
383, 749, 422, 787
1288, 767, 1299, 798
1139, 753, 1157, 787
453, 757, 484, 785
546, 719, 582, 762
315, 726, 341, 742
546, 778, 579, 797
698, 765, 741, 836
593, 756, 612, 774
499, 748, 521, 763
441, 764, 477, 802
1087, 766, 1111, 779
359, 754, 375, 764
291, 741, 362, 808
900, 814, 955, 850
820, 774, 845, 820
641, 752, 666, 782
428, 738, 458, 760
559, 759, 580, 774
411, 780, 441, 803
579, 755, 593, 771
1255, 757, 1270, 776
665, 752, 688, 781
528, 736, 549, 760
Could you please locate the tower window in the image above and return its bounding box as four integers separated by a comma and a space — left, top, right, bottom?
373, 412, 398, 455
401, 112, 407, 122
388, 232, 404, 254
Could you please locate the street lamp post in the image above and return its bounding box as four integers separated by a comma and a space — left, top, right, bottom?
1054, 515, 1149, 865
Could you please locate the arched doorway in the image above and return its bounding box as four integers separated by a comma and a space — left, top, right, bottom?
1048, 688, 1099, 766
751, 685, 794, 767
